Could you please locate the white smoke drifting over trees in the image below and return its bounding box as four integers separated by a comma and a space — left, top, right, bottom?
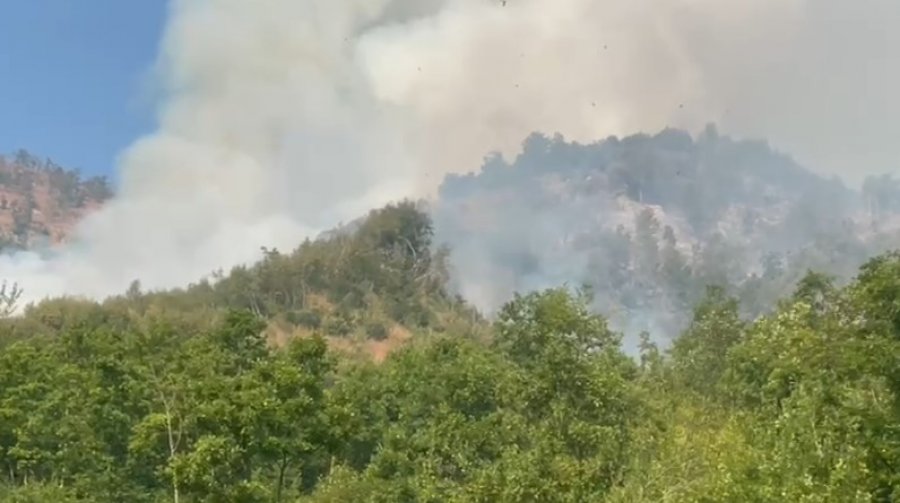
2, 0, 898, 308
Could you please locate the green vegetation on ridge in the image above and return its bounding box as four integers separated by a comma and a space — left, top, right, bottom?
0, 201, 899, 502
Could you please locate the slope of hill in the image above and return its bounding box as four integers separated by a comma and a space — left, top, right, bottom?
433, 126, 900, 341
0, 150, 111, 251
5, 127, 900, 347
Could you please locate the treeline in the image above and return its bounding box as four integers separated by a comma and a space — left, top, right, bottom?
0, 204, 899, 501
0, 150, 112, 209
3, 202, 480, 347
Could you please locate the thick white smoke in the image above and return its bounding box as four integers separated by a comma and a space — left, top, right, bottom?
360, 0, 900, 182
1, 0, 420, 304
2, 0, 898, 306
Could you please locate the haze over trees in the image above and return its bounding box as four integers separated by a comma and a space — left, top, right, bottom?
435, 126, 900, 345
0, 128, 899, 501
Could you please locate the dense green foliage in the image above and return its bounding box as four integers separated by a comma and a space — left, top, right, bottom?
1, 203, 899, 501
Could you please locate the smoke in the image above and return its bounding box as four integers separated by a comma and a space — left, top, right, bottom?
2, 0, 899, 307
361, 0, 900, 184
2, 0, 421, 304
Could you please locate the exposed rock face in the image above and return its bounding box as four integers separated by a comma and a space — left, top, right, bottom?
0, 151, 111, 251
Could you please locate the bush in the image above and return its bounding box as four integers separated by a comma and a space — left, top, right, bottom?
323, 312, 354, 337
287, 309, 323, 329
365, 320, 389, 341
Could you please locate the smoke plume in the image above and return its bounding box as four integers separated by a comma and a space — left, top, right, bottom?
2, 0, 898, 308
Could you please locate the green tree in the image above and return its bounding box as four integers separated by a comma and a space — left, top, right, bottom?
669, 286, 745, 398
482, 289, 638, 501
318, 336, 518, 501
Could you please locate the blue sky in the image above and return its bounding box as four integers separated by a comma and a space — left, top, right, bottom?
0, 1, 167, 180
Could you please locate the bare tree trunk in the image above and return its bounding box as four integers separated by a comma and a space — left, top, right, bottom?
162, 396, 180, 503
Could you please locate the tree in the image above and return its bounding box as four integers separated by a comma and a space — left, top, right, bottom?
633, 208, 661, 276
319, 336, 518, 501
669, 286, 745, 398
0, 281, 22, 318
659, 225, 693, 308
311, 289, 640, 502
489, 289, 638, 500
852, 251, 900, 336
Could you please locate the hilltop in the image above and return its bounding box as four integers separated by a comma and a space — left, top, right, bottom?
434, 126, 900, 338
0, 150, 112, 251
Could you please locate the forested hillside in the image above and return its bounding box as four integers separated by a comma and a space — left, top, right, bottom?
0, 150, 111, 251
435, 126, 900, 343
2, 129, 899, 500
7, 127, 900, 348
0, 197, 899, 501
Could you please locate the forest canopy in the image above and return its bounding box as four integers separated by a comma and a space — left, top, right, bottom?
0, 196, 898, 502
